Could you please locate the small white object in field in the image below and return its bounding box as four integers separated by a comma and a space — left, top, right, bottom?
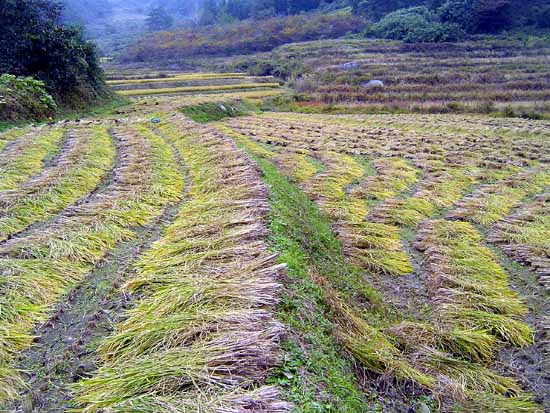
340, 62, 359, 70
362, 80, 385, 88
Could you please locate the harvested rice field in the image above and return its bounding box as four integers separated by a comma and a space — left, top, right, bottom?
264, 38, 550, 117
106, 70, 285, 99
1, 79, 550, 413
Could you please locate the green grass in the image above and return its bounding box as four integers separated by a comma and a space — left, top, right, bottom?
223, 123, 543, 411
258, 158, 376, 412
223, 125, 446, 410
58, 95, 130, 120
220, 125, 381, 305
180, 99, 259, 123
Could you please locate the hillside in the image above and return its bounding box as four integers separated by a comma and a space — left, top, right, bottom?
121, 11, 365, 62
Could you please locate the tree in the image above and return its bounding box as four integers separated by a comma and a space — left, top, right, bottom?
351, 0, 426, 20
146, 6, 174, 31
0, 0, 108, 106
198, 0, 329, 25
288, 0, 321, 14
438, 0, 512, 33
225, 0, 253, 20
199, 0, 220, 25
473, 0, 511, 32
368, 6, 465, 42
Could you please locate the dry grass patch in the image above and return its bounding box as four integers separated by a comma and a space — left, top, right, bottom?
0, 127, 63, 191
490, 193, 550, 290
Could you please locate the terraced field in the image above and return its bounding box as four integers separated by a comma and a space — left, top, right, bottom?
265, 38, 550, 116
106, 70, 285, 101
1, 78, 549, 412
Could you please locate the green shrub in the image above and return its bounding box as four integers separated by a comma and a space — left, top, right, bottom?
180, 100, 258, 123
369, 7, 465, 42
437, 0, 477, 32
0, 74, 57, 122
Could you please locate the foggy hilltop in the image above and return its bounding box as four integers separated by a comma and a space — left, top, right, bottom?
62, 0, 203, 52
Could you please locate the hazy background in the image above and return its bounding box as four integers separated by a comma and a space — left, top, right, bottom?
62, 0, 203, 53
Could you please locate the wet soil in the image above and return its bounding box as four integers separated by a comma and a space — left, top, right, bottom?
491, 246, 550, 411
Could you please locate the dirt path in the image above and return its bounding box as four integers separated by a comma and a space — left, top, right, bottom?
10, 132, 189, 413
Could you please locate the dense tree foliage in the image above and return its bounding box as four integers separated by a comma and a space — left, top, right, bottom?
196, 0, 550, 35
198, 0, 342, 24
0, 0, 108, 107
368, 6, 464, 42
146, 6, 174, 31
352, 0, 550, 33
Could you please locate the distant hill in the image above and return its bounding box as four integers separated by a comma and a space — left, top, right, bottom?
120, 11, 365, 63
62, 0, 113, 25
61, 0, 202, 54
64, 0, 550, 57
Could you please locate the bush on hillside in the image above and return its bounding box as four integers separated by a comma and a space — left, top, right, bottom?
121, 12, 365, 62
368, 6, 465, 42
0, 74, 57, 122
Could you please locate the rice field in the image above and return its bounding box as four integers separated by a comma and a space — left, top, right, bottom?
1, 73, 549, 412
220, 111, 550, 411
106, 69, 285, 100
265, 38, 550, 117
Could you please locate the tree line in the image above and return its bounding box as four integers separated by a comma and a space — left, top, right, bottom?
187, 0, 550, 33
